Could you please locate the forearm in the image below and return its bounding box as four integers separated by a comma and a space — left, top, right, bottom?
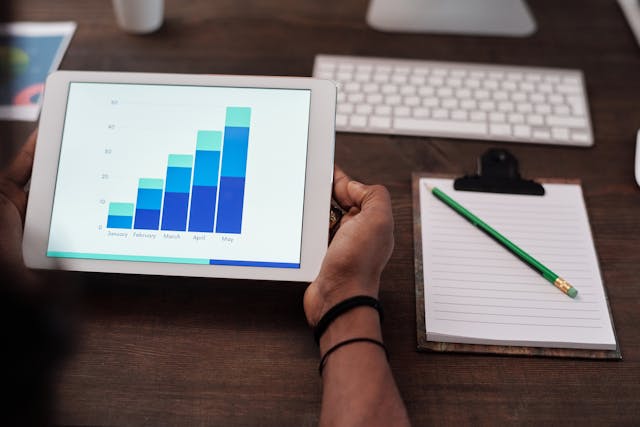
318, 307, 411, 427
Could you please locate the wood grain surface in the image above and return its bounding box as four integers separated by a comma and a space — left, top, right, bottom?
3, 0, 640, 425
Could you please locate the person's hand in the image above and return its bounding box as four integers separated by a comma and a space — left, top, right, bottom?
0, 130, 37, 274
303, 166, 394, 327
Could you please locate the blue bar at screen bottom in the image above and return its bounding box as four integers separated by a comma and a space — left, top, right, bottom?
209, 259, 300, 269
188, 185, 217, 232
107, 215, 132, 229
134, 209, 161, 230
215, 177, 245, 234
161, 192, 190, 231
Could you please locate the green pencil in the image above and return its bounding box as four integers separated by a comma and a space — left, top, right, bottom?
427, 185, 578, 299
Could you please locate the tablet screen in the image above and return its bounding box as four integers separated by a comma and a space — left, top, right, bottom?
46, 82, 311, 268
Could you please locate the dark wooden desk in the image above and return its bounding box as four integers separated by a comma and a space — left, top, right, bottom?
6, 0, 640, 425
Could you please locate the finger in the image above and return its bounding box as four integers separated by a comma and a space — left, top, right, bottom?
5, 129, 37, 187
347, 181, 393, 218
332, 165, 356, 209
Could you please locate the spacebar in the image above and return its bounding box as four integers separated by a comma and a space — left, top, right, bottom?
394, 118, 487, 135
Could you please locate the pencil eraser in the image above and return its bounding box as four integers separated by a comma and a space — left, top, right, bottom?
568, 288, 578, 298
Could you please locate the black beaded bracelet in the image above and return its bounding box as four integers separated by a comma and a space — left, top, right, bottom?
318, 337, 387, 375
313, 295, 384, 344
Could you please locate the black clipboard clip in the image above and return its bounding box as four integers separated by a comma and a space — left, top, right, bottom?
454, 148, 545, 196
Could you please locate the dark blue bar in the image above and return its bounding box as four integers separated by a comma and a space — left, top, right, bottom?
220, 126, 249, 178
209, 259, 300, 269
134, 208, 160, 230
161, 192, 190, 231
107, 215, 132, 229
188, 185, 217, 232
215, 176, 245, 234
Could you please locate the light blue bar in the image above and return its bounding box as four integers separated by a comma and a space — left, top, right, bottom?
46, 251, 210, 264
196, 130, 223, 151
108, 202, 134, 216
138, 178, 164, 190
225, 107, 251, 127
167, 154, 193, 168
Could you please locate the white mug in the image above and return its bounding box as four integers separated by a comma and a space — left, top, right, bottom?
112, 0, 164, 34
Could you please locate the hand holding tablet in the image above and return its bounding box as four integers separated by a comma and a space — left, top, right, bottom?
23, 72, 336, 282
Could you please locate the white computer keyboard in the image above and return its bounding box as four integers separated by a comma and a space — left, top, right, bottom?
313, 55, 593, 146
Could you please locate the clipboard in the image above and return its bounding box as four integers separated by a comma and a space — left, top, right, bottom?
412, 149, 621, 359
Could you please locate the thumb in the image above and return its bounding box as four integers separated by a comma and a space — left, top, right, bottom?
346, 180, 368, 207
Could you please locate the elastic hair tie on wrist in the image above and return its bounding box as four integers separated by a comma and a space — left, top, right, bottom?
313, 295, 384, 344
318, 337, 387, 375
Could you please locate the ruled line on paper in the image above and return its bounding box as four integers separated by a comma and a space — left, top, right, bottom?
419, 178, 617, 349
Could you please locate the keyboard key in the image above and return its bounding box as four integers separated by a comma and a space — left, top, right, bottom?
375, 105, 392, 116
418, 86, 435, 96
452, 110, 468, 120
428, 76, 444, 86
394, 118, 487, 135
404, 96, 421, 106
370, 116, 391, 128
527, 115, 544, 125
391, 74, 407, 84
508, 113, 525, 124
366, 93, 383, 104
386, 95, 401, 105
480, 101, 496, 111
460, 99, 477, 110
338, 103, 354, 114
356, 104, 373, 115
498, 101, 514, 112
489, 112, 506, 122
533, 129, 551, 140
556, 84, 581, 95
490, 123, 511, 136
432, 109, 449, 119
571, 131, 590, 143
423, 97, 440, 107
350, 115, 367, 127
336, 114, 348, 127
534, 104, 551, 114
373, 73, 389, 83
382, 84, 397, 94
437, 87, 453, 97
442, 98, 458, 108
345, 82, 360, 92
516, 103, 533, 113
551, 127, 570, 141
546, 115, 588, 128
348, 93, 364, 103
470, 111, 487, 121
363, 83, 379, 93
413, 108, 430, 118
410, 75, 426, 85
400, 85, 416, 95
514, 125, 531, 137
456, 89, 472, 99
394, 106, 410, 117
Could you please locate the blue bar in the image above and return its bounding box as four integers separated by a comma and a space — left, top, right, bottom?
192, 150, 221, 186
134, 209, 160, 230
216, 108, 250, 234
215, 177, 245, 233
188, 148, 221, 232
107, 215, 132, 229
161, 155, 193, 231
161, 192, 190, 231
220, 127, 249, 178
165, 167, 192, 193
134, 188, 163, 230
189, 185, 218, 232
209, 259, 300, 269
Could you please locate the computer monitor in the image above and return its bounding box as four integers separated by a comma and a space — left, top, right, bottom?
367, 0, 536, 37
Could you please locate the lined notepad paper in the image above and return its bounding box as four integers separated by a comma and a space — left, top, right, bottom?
419, 178, 617, 350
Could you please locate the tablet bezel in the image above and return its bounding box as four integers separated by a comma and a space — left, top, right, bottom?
23, 71, 336, 282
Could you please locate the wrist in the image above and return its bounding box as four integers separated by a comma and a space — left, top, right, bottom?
319, 306, 382, 354
304, 277, 379, 327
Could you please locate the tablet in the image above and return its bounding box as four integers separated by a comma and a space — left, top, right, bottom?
23, 71, 336, 282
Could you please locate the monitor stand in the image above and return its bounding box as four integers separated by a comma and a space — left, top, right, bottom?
367, 0, 536, 37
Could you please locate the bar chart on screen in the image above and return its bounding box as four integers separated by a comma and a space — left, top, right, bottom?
107, 106, 251, 235
47, 82, 311, 267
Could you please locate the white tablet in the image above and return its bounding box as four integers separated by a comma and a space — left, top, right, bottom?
23, 71, 336, 282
